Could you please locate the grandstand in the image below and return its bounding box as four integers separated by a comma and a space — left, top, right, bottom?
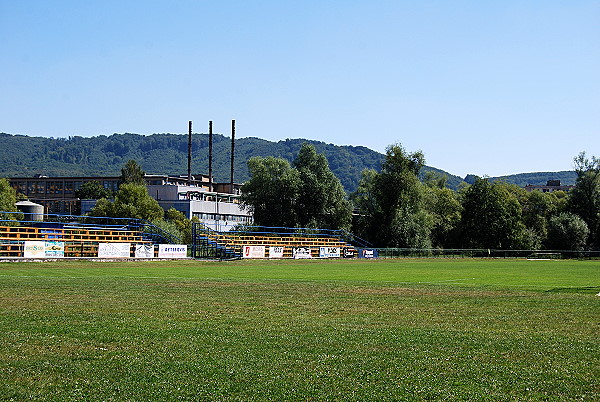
1, 212, 369, 260
191, 223, 368, 259
0, 213, 180, 259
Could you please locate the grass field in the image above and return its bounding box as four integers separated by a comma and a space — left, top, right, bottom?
0, 258, 598, 400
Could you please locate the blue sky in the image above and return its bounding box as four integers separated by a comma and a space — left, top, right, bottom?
1, 1, 598, 178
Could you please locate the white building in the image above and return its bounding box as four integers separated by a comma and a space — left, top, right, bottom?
148, 184, 252, 231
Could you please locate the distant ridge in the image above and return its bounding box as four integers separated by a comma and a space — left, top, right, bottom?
464, 171, 577, 187
0, 132, 575, 192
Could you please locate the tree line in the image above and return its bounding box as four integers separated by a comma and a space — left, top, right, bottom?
241, 144, 599, 251
1, 144, 597, 250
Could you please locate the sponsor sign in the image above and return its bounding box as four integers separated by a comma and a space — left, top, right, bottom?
98, 243, 131, 258
343, 248, 356, 258
24, 241, 65, 258
242, 245, 265, 258
269, 246, 284, 259
135, 244, 155, 258
359, 248, 378, 259
23, 241, 45, 258
44, 241, 64, 258
158, 244, 188, 258
293, 247, 312, 259
319, 247, 340, 258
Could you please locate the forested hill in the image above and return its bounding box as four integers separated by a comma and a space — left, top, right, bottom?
0, 132, 575, 192
0, 132, 462, 192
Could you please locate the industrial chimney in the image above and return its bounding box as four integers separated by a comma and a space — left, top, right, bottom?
187, 120, 192, 185
208, 121, 213, 192
230, 120, 235, 194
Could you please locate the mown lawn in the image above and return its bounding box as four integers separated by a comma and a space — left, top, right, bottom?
0, 259, 598, 400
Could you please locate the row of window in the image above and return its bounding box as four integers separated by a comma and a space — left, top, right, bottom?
11, 180, 119, 196
192, 213, 251, 223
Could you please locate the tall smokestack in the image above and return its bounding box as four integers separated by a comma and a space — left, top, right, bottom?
188, 120, 192, 185
230, 119, 235, 194
208, 120, 213, 192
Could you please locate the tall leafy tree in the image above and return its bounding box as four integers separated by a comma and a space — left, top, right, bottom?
568, 152, 600, 248
352, 144, 432, 248
546, 212, 589, 250
90, 183, 164, 221
423, 185, 462, 248
0, 178, 22, 224
459, 178, 526, 249
293, 143, 352, 230
241, 156, 301, 227
74, 180, 113, 199
120, 160, 146, 185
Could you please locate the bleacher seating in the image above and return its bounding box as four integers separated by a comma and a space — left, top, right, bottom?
204, 231, 354, 258
0, 225, 149, 258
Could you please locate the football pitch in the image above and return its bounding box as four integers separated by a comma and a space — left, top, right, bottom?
0, 259, 598, 400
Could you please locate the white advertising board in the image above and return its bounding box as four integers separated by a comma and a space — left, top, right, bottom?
243, 245, 265, 258
44, 241, 65, 258
135, 244, 155, 258
24, 241, 65, 258
98, 243, 131, 258
293, 247, 312, 259
319, 247, 340, 258
269, 246, 284, 259
23, 241, 45, 258
158, 244, 188, 258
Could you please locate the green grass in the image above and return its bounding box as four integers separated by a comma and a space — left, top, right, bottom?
0, 259, 598, 400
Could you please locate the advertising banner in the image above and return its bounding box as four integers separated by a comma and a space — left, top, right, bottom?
293, 247, 312, 259
158, 244, 188, 258
319, 247, 340, 258
242, 245, 265, 258
24, 241, 65, 258
269, 246, 284, 259
23, 241, 45, 258
343, 248, 356, 258
359, 248, 378, 259
98, 243, 131, 258
44, 241, 65, 258
135, 244, 155, 258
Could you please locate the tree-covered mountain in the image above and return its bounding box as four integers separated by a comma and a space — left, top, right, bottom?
0, 132, 459, 192
0, 132, 574, 192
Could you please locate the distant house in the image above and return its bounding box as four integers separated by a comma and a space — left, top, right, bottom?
523, 180, 575, 193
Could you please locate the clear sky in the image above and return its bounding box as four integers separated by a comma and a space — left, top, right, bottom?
1, 1, 598, 178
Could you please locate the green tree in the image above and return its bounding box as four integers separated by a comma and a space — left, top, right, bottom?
519, 189, 567, 249
568, 152, 600, 247
459, 178, 527, 249
293, 143, 352, 230
90, 183, 164, 221
74, 180, 112, 199
162, 207, 197, 244
547, 212, 589, 250
0, 178, 23, 224
241, 156, 301, 227
352, 144, 432, 248
120, 160, 146, 185
423, 185, 462, 248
